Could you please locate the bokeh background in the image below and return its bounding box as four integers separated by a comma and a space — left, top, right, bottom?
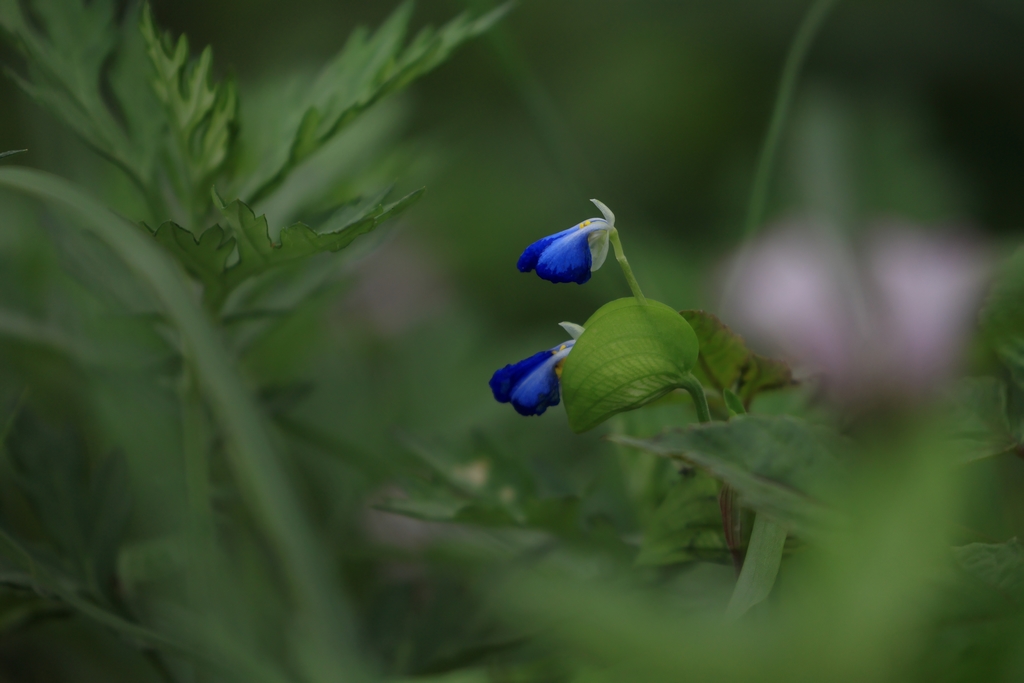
2, 0, 1024, 680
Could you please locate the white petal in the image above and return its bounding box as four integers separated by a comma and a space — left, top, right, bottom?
590, 198, 615, 227
559, 322, 586, 339
588, 229, 609, 271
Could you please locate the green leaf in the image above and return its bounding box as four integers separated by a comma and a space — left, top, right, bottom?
151, 220, 233, 305
5, 412, 130, 596
561, 298, 699, 433
724, 389, 746, 417
0, 149, 25, 160
952, 539, 1024, 597
946, 377, 1020, 463
0, 0, 152, 185
151, 187, 423, 310
983, 248, 1024, 388
681, 310, 794, 405
240, 1, 510, 202
140, 4, 237, 222
724, 514, 787, 618
611, 415, 843, 539
635, 471, 728, 567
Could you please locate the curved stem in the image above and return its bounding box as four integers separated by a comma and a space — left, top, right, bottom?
679, 373, 711, 424
742, 0, 840, 239
608, 228, 646, 304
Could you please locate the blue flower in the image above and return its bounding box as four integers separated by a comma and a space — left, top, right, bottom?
490, 323, 584, 416
517, 199, 616, 284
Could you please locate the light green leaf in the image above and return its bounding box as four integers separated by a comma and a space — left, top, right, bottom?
724, 514, 787, 618
561, 298, 699, 433
611, 415, 843, 539
681, 310, 794, 405
635, 471, 728, 567
240, 1, 510, 202
140, 4, 237, 224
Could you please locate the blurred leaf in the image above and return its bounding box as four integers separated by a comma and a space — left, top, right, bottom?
611, 415, 843, 539
0, 591, 68, 633
635, 471, 727, 567
681, 310, 794, 406
0, 0, 152, 185
0, 166, 363, 677
562, 299, 699, 433
240, 1, 510, 202
140, 5, 236, 222
947, 378, 1020, 462
982, 247, 1024, 383
5, 413, 130, 597
724, 514, 787, 618
953, 539, 1024, 597
0, 149, 26, 159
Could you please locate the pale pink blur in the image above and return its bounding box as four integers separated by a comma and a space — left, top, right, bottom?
722, 220, 990, 402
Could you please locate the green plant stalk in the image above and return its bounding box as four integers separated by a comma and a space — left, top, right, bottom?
742, 0, 840, 240
725, 514, 788, 618
180, 366, 216, 613
609, 228, 646, 304
0, 168, 365, 681
679, 373, 711, 424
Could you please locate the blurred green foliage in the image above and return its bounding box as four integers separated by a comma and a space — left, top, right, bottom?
1, 0, 1024, 682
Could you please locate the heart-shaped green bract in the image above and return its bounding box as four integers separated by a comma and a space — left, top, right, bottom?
561, 298, 699, 433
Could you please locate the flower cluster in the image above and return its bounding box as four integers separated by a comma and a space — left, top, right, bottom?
489, 200, 617, 416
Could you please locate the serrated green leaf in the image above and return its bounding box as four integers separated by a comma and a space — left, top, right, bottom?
140, 5, 237, 225
151, 220, 232, 304
635, 471, 727, 567
611, 415, 843, 539
561, 298, 699, 434
681, 310, 794, 405
240, 1, 509, 202
151, 187, 422, 310
213, 188, 423, 307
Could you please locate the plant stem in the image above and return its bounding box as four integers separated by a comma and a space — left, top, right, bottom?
679, 373, 711, 424
608, 228, 646, 305
180, 366, 215, 613
742, 0, 840, 240
725, 514, 788, 618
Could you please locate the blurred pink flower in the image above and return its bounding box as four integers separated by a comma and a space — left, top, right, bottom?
722, 220, 990, 402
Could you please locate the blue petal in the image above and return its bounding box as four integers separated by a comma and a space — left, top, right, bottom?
517, 226, 578, 273
489, 350, 552, 403
535, 229, 594, 284
490, 341, 575, 416
518, 221, 610, 285
509, 354, 563, 415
